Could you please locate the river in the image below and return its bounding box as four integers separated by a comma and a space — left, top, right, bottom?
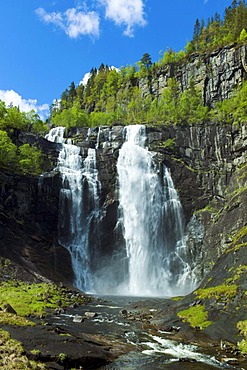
48, 295, 240, 370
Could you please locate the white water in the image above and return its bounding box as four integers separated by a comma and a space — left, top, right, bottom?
116, 125, 195, 296
141, 335, 224, 368
45, 125, 195, 297
45, 127, 100, 292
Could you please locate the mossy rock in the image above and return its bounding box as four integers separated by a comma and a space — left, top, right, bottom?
177, 304, 212, 330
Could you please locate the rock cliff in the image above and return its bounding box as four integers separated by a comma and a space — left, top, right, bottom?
0, 137, 74, 284
68, 123, 247, 282
139, 44, 247, 107
1, 123, 246, 286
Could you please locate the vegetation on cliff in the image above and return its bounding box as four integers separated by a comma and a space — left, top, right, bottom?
49, 1, 247, 129
0, 101, 47, 175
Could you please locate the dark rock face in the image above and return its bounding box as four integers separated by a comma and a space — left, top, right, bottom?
139, 44, 247, 107
66, 123, 247, 286
0, 122, 246, 293
0, 135, 74, 284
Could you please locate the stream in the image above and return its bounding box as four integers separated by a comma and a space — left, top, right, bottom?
48, 295, 241, 370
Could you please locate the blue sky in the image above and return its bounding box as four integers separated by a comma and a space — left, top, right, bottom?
0, 0, 231, 119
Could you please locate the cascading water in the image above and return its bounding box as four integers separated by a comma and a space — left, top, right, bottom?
45, 127, 100, 292
116, 125, 195, 296
45, 125, 195, 297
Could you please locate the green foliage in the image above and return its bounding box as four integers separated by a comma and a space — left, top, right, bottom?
177, 81, 209, 124
239, 28, 247, 42
89, 111, 116, 126
162, 138, 175, 149
18, 144, 43, 175
51, 101, 89, 129
0, 100, 48, 175
0, 130, 18, 168
211, 81, 247, 124
48, 2, 247, 129
177, 304, 212, 329
1, 105, 29, 131
0, 129, 44, 175
140, 52, 152, 69
188, 1, 247, 54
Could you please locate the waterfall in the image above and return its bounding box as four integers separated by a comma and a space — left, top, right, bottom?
116, 125, 195, 296
45, 125, 195, 297
45, 127, 100, 292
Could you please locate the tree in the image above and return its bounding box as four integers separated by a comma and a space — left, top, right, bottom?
178, 81, 208, 124
18, 144, 43, 175
68, 82, 76, 104
140, 53, 152, 69
193, 18, 201, 43
2, 106, 29, 130
239, 28, 247, 42
0, 130, 17, 168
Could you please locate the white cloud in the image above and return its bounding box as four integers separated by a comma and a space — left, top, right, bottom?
35, 7, 99, 38
0, 90, 50, 120
35, 7, 64, 28
80, 71, 91, 86
99, 0, 147, 37
79, 66, 119, 86
65, 8, 99, 38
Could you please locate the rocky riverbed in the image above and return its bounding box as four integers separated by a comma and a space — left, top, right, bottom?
0, 258, 246, 370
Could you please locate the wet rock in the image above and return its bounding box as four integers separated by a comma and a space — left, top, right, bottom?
73, 314, 84, 323
179, 357, 197, 362
3, 303, 17, 314
85, 311, 97, 319
120, 309, 128, 317
221, 357, 239, 366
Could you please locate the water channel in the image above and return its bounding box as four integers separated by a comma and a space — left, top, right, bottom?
49, 295, 240, 370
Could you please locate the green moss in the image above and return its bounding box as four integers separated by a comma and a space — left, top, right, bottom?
30, 349, 41, 355
0, 281, 87, 317
57, 353, 68, 363
177, 304, 212, 330
226, 186, 247, 202
171, 157, 199, 173
226, 242, 247, 254
0, 329, 46, 369
0, 312, 35, 326
172, 296, 183, 301
238, 339, 247, 354
200, 205, 218, 214
237, 320, 247, 354
195, 284, 237, 300
226, 265, 247, 284
232, 225, 247, 245
159, 138, 176, 150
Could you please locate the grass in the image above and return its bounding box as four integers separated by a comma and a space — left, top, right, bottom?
0, 280, 88, 318
177, 304, 212, 330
